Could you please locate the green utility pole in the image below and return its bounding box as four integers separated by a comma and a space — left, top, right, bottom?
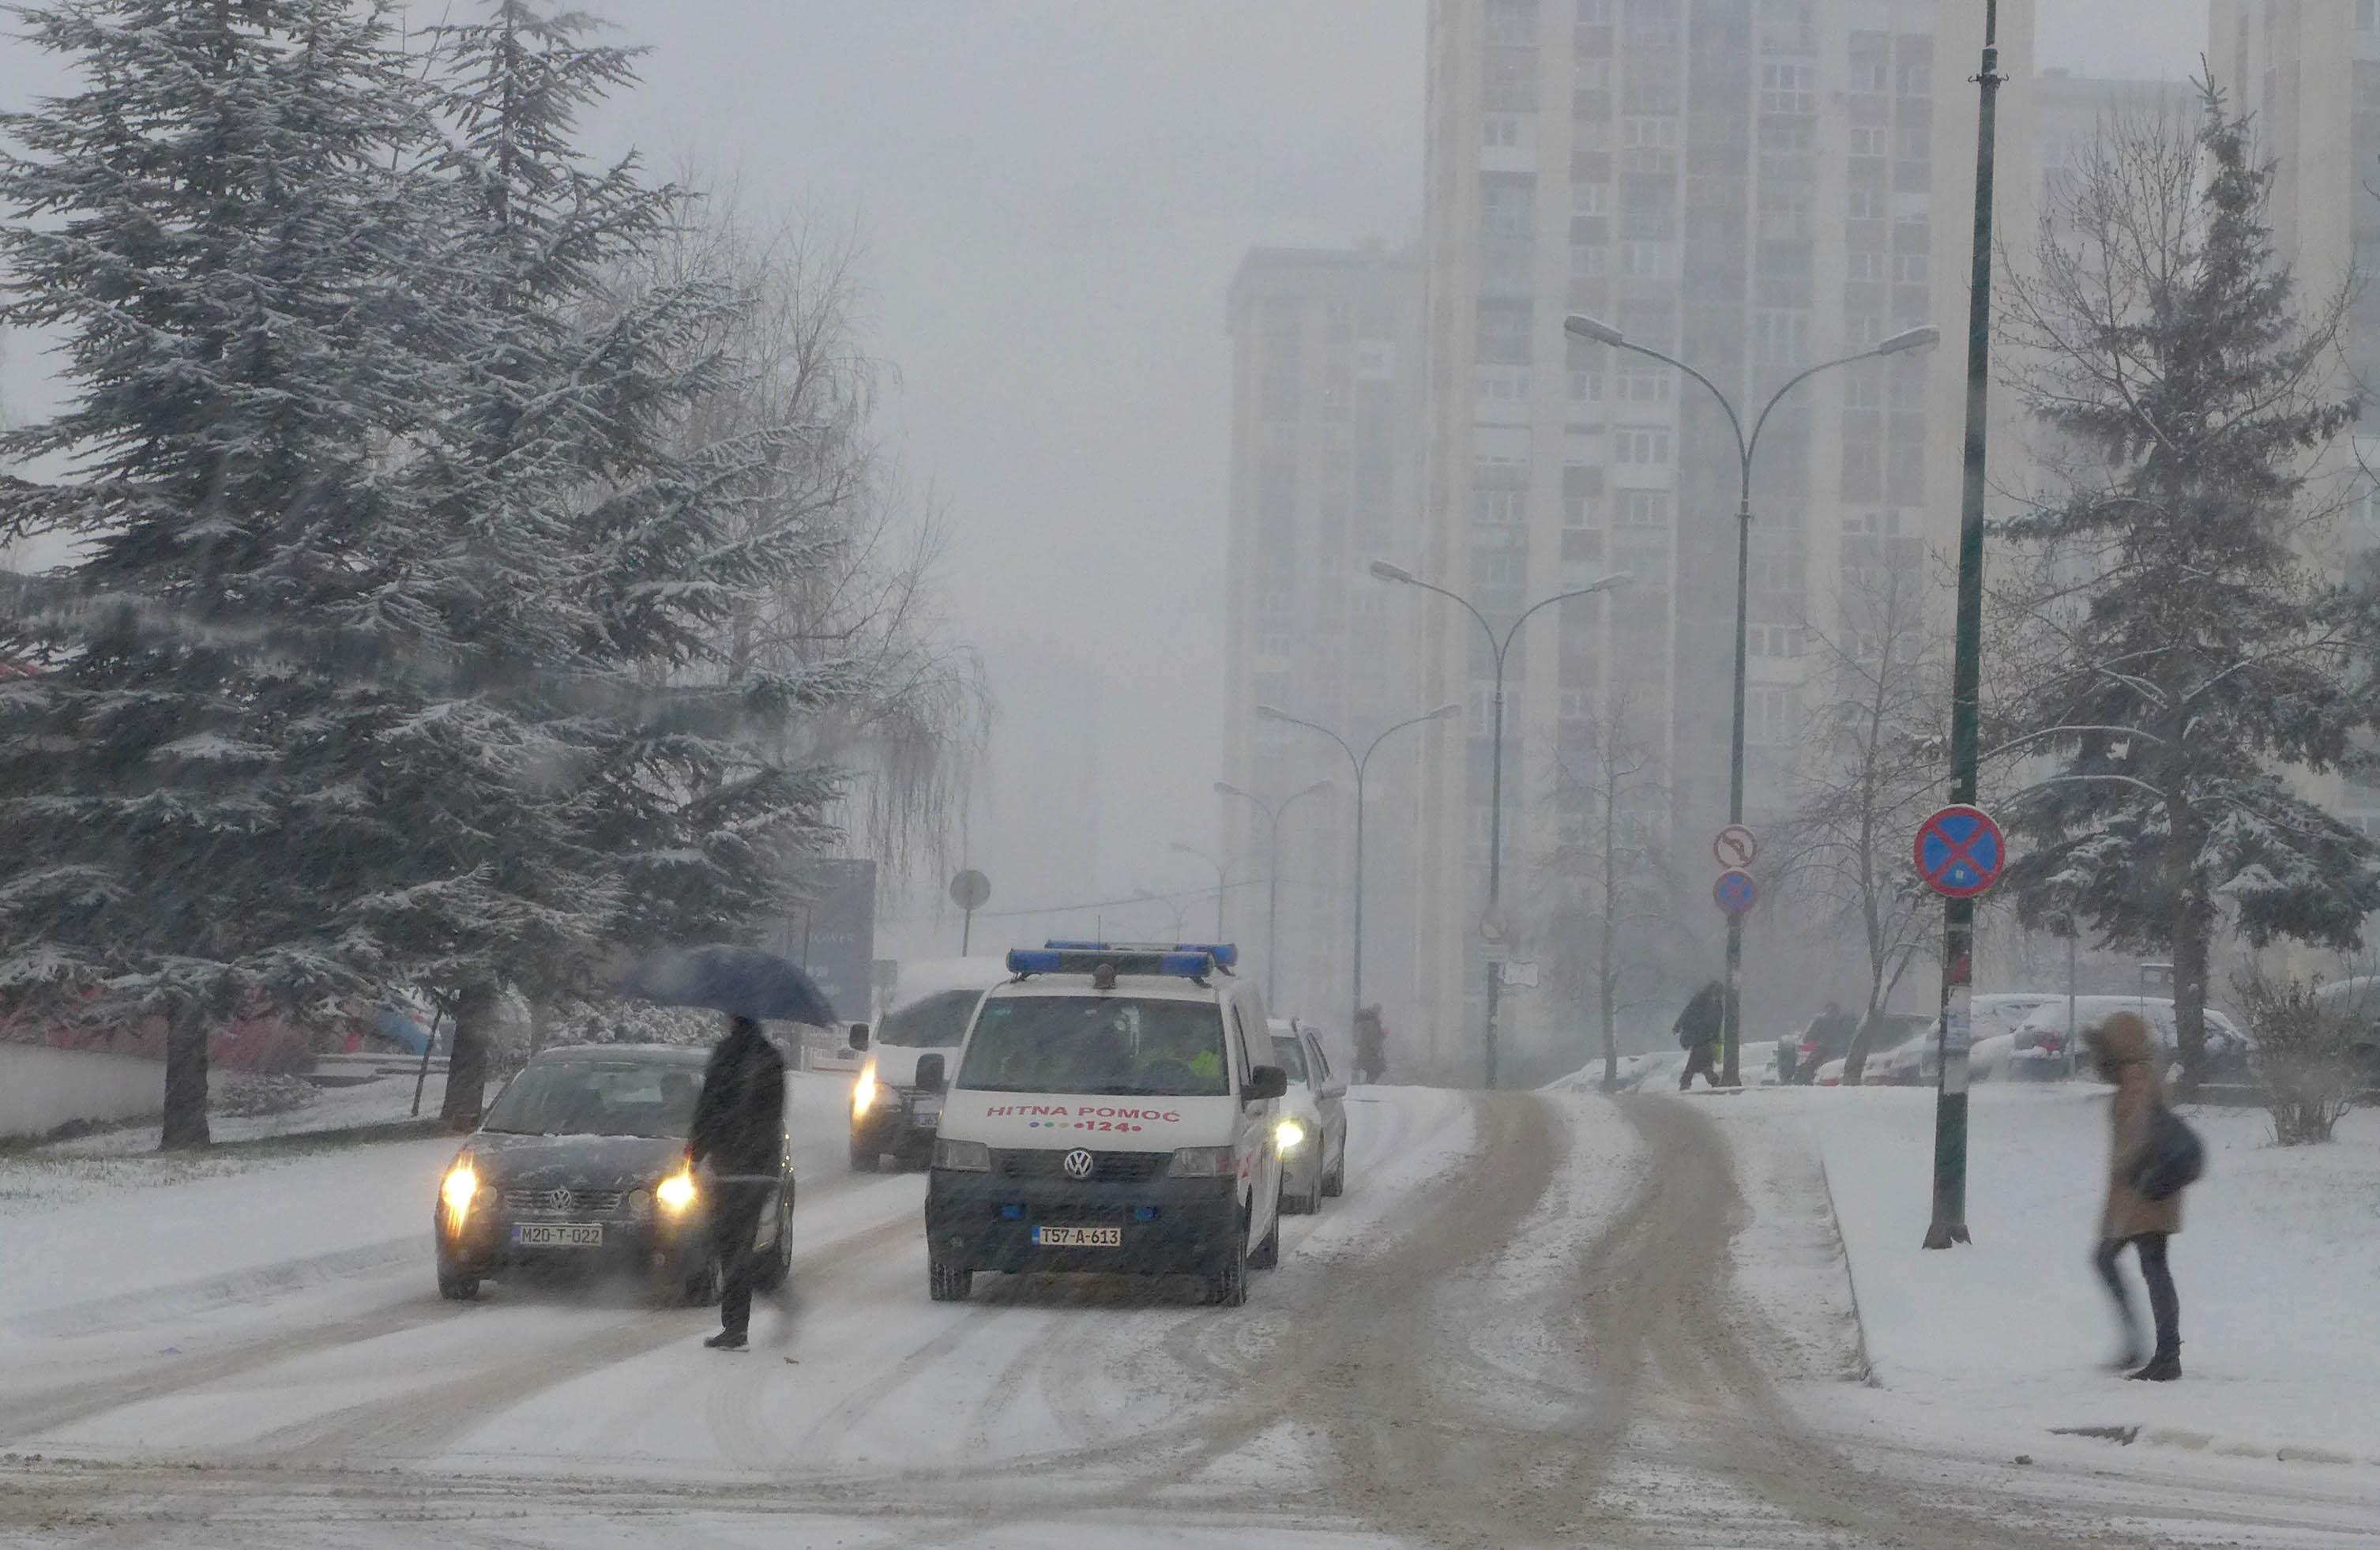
1925, 0, 2002, 1251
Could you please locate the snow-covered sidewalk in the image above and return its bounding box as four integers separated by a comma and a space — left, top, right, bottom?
1710, 1083, 2380, 1469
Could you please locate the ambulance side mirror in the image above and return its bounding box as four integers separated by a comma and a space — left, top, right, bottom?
1245, 1066, 1288, 1104
914, 1052, 948, 1093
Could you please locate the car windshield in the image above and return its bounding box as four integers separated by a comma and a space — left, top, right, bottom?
955, 995, 1230, 1096
878, 988, 983, 1048
1270, 1033, 1309, 1083
481, 1060, 701, 1138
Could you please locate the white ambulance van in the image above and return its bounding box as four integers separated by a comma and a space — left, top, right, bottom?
921, 942, 1288, 1307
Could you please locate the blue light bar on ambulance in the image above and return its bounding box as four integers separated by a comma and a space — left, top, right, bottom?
1043, 940, 1239, 969
1006, 944, 1235, 979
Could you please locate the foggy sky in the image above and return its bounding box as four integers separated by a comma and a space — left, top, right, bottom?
0, 0, 2213, 951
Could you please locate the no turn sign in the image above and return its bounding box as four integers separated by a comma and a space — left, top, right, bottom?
1713, 824, 1757, 870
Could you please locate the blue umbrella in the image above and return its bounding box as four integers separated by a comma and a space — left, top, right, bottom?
613, 943, 839, 1026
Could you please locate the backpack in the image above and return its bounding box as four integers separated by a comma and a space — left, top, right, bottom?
2130, 1104, 2205, 1202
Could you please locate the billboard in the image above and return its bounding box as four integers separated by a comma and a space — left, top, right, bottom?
775, 858, 877, 1026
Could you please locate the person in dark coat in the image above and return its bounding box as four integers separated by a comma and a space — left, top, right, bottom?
1674, 980, 1725, 1090
1352, 1004, 1389, 1085
2086, 1011, 2188, 1381
687, 1014, 787, 1352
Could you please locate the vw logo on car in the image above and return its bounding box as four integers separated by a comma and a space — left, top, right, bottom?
1062, 1149, 1095, 1180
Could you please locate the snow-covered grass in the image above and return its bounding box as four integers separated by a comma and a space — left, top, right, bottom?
1711, 1083, 2380, 1467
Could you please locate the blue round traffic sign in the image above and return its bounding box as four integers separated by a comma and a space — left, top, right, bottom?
1915, 804, 2005, 898
1713, 869, 1758, 916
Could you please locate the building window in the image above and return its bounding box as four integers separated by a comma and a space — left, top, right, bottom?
1847, 186, 1886, 220
1484, 113, 1522, 148
1758, 62, 1814, 115
1486, 0, 1540, 47
1476, 299, 1534, 363
1623, 0, 1678, 48
1847, 250, 1883, 281
1613, 426, 1671, 465
1615, 489, 1668, 527
1898, 64, 1932, 97
1571, 243, 1609, 277
1569, 368, 1602, 403
1572, 180, 1609, 216
1473, 424, 1534, 466
1748, 687, 1801, 744
1577, 0, 1613, 22
1619, 241, 1675, 278
1622, 115, 1678, 149
1848, 125, 1886, 157
1614, 363, 1671, 402
1575, 57, 1612, 92
1851, 59, 1887, 92
2362, 0, 2379, 32
1481, 172, 1538, 238
1476, 364, 1532, 401
1752, 309, 1809, 366
1899, 126, 1931, 162
1896, 252, 1929, 284
1474, 487, 1527, 526
1749, 624, 1804, 658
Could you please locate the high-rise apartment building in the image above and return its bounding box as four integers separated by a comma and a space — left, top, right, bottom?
1407, 0, 2035, 1072
2210, 2, 2380, 841
1220, 245, 1431, 1031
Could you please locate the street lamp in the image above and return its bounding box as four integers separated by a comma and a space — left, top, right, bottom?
1168, 841, 1228, 940
1367, 562, 1632, 1089
1214, 777, 1334, 1005
1563, 310, 1938, 1086
1256, 702, 1462, 1033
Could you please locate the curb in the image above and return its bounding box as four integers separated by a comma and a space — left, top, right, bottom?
1814, 1147, 1879, 1388
2049, 1423, 2377, 1469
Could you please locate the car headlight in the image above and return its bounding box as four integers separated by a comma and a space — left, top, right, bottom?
1167, 1145, 1238, 1178
853, 1062, 879, 1116
656, 1170, 698, 1213
440, 1159, 479, 1225
932, 1138, 991, 1172
1274, 1118, 1307, 1153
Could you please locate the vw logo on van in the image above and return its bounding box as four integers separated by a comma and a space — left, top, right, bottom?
1062, 1149, 1095, 1180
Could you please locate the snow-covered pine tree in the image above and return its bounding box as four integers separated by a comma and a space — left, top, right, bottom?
0, 0, 445, 1146
402, 2, 848, 1112
1997, 85, 2380, 1093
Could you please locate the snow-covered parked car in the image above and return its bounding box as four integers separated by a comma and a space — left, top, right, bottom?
1976, 995, 2247, 1083
1877, 994, 2059, 1085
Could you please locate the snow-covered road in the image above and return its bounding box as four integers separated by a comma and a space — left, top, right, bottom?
3, 1087, 2374, 1548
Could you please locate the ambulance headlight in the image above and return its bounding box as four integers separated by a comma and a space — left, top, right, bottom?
933, 1138, 991, 1172
1167, 1145, 1238, 1178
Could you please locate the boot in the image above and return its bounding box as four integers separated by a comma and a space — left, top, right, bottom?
2127, 1343, 2180, 1382
704, 1330, 748, 1351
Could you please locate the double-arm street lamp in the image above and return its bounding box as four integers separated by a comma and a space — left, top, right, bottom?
1254, 702, 1463, 1034
1563, 312, 1938, 1087
1167, 841, 1228, 941
1367, 562, 1632, 1089
1214, 777, 1334, 1004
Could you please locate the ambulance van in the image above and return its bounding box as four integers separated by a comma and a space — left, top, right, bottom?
921, 942, 1288, 1307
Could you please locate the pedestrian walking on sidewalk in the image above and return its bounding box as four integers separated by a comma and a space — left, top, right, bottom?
688, 1014, 786, 1352
1674, 980, 1725, 1091
2087, 1011, 2195, 1382
1352, 1004, 1389, 1085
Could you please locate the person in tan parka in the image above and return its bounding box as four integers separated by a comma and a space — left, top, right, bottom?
2085, 1011, 2185, 1381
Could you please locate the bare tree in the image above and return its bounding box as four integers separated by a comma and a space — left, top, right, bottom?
1777, 556, 1942, 1083
1543, 691, 1673, 1086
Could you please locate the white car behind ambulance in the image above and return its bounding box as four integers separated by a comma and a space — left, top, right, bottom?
849, 956, 1009, 1171
923, 942, 1288, 1307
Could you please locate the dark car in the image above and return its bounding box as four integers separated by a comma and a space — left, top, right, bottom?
432, 1044, 795, 1304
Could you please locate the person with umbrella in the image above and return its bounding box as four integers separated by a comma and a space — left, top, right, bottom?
618, 943, 834, 1352
687, 1014, 787, 1352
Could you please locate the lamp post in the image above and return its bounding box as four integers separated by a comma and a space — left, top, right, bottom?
1214, 777, 1333, 1006
1255, 702, 1463, 1033
1367, 562, 1631, 1089
1564, 311, 1938, 1088
1169, 841, 1228, 941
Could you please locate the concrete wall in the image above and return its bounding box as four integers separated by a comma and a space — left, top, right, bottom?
0, 1042, 164, 1140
